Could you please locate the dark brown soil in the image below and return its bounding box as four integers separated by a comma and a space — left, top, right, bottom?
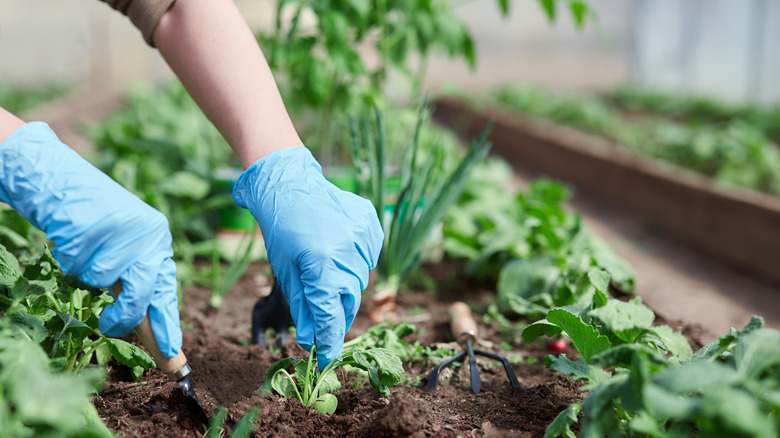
93, 260, 703, 437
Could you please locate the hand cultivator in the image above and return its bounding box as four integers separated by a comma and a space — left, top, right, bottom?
426, 302, 521, 394
110, 282, 210, 426
251, 279, 294, 347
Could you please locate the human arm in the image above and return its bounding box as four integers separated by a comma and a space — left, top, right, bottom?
148, 0, 383, 366
0, 107, 181, 358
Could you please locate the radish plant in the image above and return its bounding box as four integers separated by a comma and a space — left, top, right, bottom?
522, 270, 780, 437
262, 347, 403, 414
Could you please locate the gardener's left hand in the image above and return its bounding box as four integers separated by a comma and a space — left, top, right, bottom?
233, 146, 383, 368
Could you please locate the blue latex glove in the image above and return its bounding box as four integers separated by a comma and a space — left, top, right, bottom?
233, 147, 383, 368
0, 122, 181, 358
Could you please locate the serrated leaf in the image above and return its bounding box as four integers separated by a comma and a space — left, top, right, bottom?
544, 402, 581, 438
545, 354, 610, 386
313, 393, 338, 414
546, 309, 611, 362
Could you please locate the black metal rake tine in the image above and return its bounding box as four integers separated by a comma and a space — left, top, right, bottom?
426, 350, 467, 392
465, 338, 481, 394
474, 349, 523, 391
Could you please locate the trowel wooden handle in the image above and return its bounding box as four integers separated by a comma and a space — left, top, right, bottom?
449, 301, 478, 344
110, 281, 188, 379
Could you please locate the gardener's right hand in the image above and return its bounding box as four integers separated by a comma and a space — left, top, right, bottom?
0, 121, 182, 358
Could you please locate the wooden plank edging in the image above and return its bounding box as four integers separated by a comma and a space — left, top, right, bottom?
432, 97, 780, 284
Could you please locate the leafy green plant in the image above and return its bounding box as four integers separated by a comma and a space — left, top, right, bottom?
491, 84, 780, 196
0, 81, 70, 114
342, 322, 421, 361
350, 104, 491, 300
442, 154, 634, 317
0, 321, 113, 437
261, 346, 404, 414
522, 270, 780, 437
0, 209, 156, 379
257, 0, 497, 158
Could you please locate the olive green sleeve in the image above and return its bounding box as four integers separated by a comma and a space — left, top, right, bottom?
99, 0, 176, 46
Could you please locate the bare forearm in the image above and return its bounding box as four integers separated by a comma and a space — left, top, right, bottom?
153, 0, 303, 169
0, 107, 26, 144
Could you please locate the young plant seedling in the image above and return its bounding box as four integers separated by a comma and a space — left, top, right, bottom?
261, 347, 403, 414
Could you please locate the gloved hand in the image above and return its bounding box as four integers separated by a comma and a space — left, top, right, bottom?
0, 122, 181, 358
233, 147, 383, 368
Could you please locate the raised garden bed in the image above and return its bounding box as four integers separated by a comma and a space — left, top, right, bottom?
90, 260, 707, 437
431, 97, 780, 286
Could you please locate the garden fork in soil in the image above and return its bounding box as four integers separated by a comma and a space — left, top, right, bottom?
110, 281, 210, 427
426, 302, 522, 394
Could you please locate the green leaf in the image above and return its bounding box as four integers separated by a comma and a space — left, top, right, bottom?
316, 369, 342, 395
271, 370, 298, 399
206, 407, 227, 438
588, 297, 655, 343
156, 171, 211, 200
261, 356, 299, 396
568, 1, 589, 29
537, 0, 556, 23
496, 0, 510, 16
650, 325, 693, 360
347, 348, 404, 396
546, 309, 611, 362
522, 319, 563, 344
734, 329, 780, 380
544, 402, 581, 438
313, 393, 338, 415
232, 407, 260, 438
587, 268, 610, 294
497, 258, 561, 312
653, 360, 738, 394
544, 354, 610, 386
105, 338, 155, 371
590, 344, 670, 370
0, 244, 22, 288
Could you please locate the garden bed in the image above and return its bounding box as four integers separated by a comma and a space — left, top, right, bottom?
431, 97, 780, 286
92, 260, 707, 437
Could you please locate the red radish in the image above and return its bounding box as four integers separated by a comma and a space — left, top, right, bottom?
547, 338, 567, 352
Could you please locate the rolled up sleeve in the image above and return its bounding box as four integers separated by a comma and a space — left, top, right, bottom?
99, 0, 176, 46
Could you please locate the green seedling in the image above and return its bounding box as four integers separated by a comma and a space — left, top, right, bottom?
261, 347, 403, 414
